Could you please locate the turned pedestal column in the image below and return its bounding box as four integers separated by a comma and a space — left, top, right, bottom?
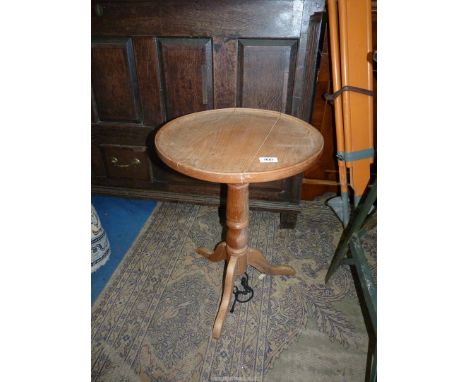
197, 183, 296, 338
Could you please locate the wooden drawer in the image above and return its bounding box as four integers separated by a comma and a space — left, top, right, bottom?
101, 144, 152, 181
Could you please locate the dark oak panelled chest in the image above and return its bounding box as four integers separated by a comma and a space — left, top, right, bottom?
91, 0, 325, 228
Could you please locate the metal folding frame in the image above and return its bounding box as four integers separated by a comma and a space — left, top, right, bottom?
326, 179, 377, 382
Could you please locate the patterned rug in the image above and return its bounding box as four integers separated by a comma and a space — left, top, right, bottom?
92, 196, 376, 382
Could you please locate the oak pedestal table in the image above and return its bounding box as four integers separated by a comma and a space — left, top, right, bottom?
155, 108, 324, 338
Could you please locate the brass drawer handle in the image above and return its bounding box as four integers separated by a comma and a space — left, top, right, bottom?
111, 156, 141, 168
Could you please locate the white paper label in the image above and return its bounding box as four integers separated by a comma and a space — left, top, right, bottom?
259, 157, 278, 163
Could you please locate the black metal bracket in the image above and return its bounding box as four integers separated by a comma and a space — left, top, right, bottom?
323, 85, 374, 103
230, 272, 254, 313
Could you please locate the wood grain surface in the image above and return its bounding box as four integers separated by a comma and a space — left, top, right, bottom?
155, 108, 324, 184
91, 38, 141, 122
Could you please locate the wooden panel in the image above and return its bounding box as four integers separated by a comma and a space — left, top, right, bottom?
158, 38, 213, 120
291, 11, 325, 121
237, 39, 298, 113
101, 145, 152, 181
133, 37, 165, 126
213, 36, 237, 109
92, 0, 303, 38
92, 38, 141, 122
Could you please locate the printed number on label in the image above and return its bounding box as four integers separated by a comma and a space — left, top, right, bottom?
259, 157, 278, 163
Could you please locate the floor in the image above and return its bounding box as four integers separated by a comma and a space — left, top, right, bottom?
91, 198, 375, 381
91, 195, 157, 304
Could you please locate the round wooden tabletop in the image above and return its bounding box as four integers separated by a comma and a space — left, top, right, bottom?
155, 108, 324, 184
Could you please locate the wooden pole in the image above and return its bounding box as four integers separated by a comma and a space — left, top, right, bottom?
337, 0, 374, 203
327, 0, 350, 224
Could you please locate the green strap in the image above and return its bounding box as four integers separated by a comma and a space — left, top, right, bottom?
336, 148, 374, 162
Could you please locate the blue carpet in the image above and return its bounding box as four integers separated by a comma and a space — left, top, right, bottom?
91, 195, 157, 304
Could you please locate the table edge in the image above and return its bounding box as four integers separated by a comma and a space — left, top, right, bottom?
155, 108, 324, 184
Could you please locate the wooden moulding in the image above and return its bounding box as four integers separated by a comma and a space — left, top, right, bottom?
302, 178, 341, 186
91, 185, 303, 213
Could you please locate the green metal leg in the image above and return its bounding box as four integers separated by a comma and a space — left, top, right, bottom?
350, 236, 376, 331
370, 342, 377, 382
325, 179, 377, 381
325, 180, 377, 283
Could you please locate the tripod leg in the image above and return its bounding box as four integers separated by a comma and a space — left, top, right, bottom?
196, 242, 227, 262
247, 248, 295, 276
212, 256, 238, 339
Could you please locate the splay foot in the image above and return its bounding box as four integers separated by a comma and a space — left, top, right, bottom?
196, 242, 227, 262
247, 248, 295, 276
